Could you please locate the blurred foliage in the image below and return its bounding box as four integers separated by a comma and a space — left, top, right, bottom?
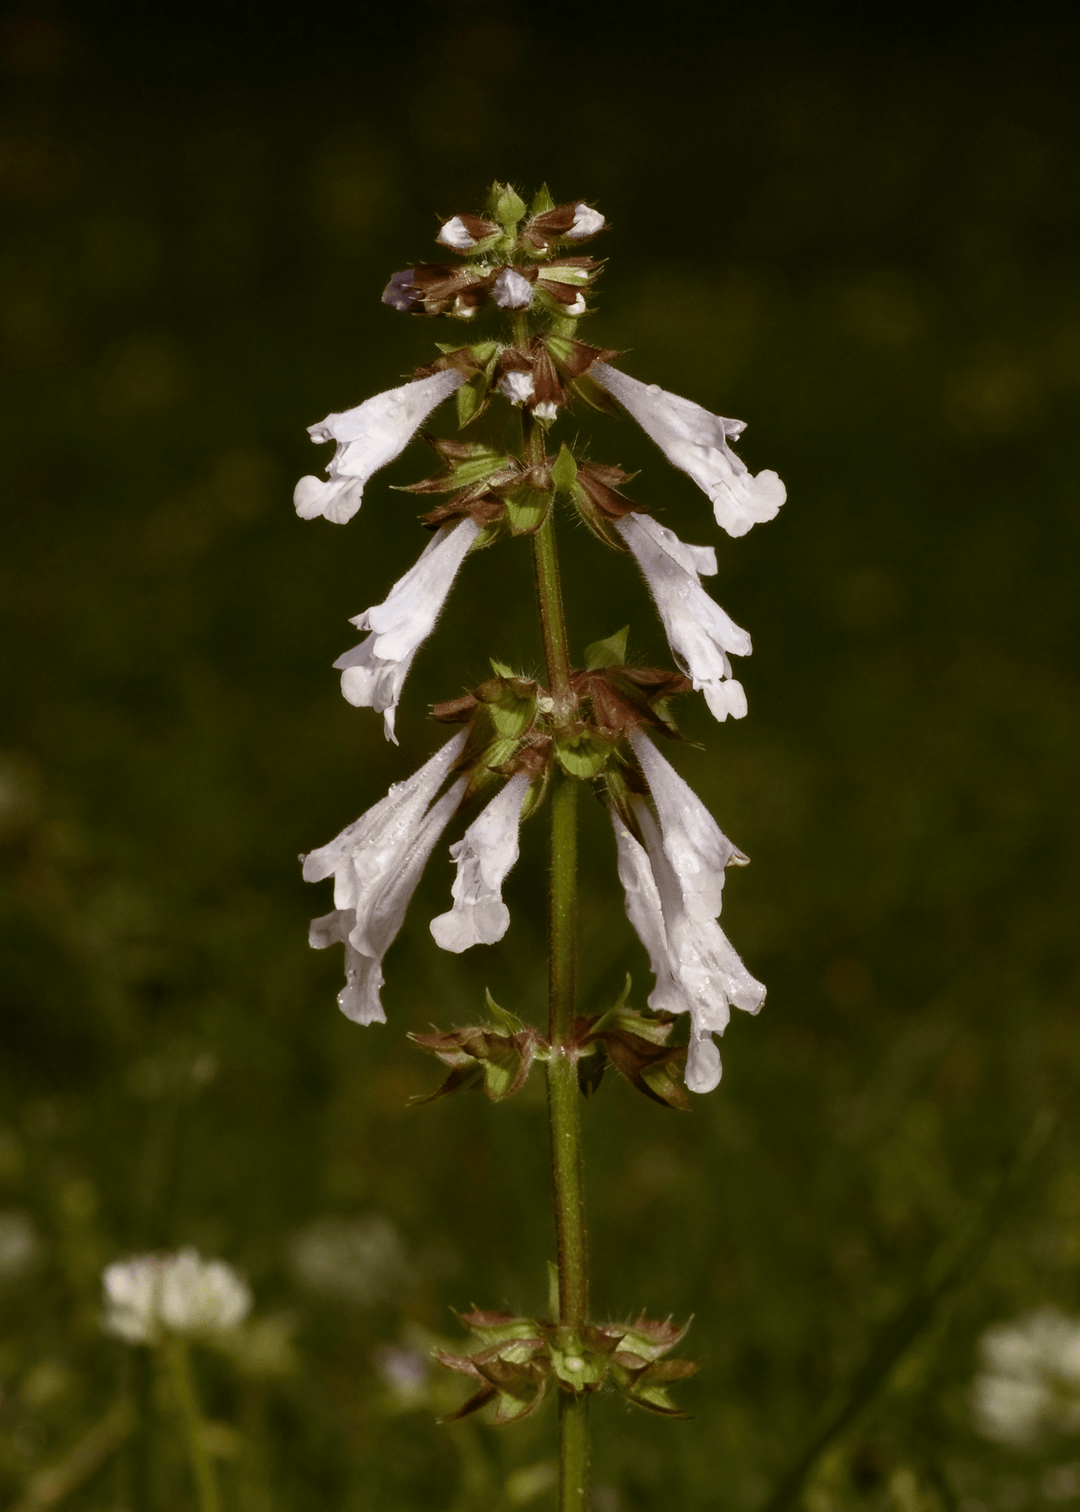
1, 0, 1079, 1508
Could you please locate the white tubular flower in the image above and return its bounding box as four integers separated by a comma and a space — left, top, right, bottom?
294, 369, 464, 525
629, 729, 748, 921
101, 1249, 252, 1345
430, 771, 530, 953
302, 732, 468, 1024
609, 810, 686, 1020
607, 748, 765, 1095
492, 268, 533, 309
499, 370, 535, 406
334, 520, 480, 744
566, 204, 605, 240
437, 216, 476, 251
616, 512, 751, 723
591, 362, 786, 538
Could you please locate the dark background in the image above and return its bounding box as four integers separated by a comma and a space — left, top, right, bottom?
2, 0, 1079, 1507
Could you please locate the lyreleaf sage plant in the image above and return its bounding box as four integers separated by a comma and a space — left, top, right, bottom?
294, 183, 785, 1510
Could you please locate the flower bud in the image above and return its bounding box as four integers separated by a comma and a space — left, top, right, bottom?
499, 370, 536, 406
566, 204, 605, 240
381, 269, 419, 311
492, 268, 534, 309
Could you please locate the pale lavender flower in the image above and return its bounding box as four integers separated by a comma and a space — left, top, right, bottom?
499, 370, 536, 406
101, 1249, 252, 1345
436, 216, 476, 252
566, 204, 605, 240
592, 363, 786, 538
608, 733, 765, 1093
294, 370, 464, 525
492, 268, 534, 309
381, 269, 418, 312
616, 512, 751, 722
303, 733, 468, 1024
334, 520, 481, 744
430, 771, 530, 952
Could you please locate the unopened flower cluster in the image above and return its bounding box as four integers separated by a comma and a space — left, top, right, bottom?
294, 184, 786, 1094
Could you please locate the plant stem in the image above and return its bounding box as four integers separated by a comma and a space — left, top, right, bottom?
165, 1339, 221, 1512
528, 407, 590, 1510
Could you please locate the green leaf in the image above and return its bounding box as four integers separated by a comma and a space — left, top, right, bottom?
503, 482, 552, 535
556, 734, 613, 780
456, 373, 488, 427
584, 626, 629, 669
490, 183, 527, 233
550, 443, 579, 495
485, 989, 526, 1037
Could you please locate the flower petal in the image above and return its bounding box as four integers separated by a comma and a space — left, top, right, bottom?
616, 512, 751, 723
629, 731, 746, 921
334, 520, 480, 742
591, 363, 785, 537
294, 370, 464, 525
430, 772, 530, 952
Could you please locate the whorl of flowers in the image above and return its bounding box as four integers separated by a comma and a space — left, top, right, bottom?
293, 183, 785, 1093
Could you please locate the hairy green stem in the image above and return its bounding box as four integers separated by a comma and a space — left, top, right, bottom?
165, 1339, 221, 1512
529, 405, 589, 1509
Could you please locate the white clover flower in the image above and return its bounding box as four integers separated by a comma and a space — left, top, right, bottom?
608, 735, 764, 1093
973, 1309, 1080, 1446
101, 1249, 251, 1345
592, 363, 786, 538
294, 370, 464, 525
334, 520, 480, 744
303, 732, 468, 1023
566, 204, 605, 240
437, 216, 476, 252
616, 513, 751, 723
492, 268, 533, 309
499, 370, 536, 406
430, 771, 530, 952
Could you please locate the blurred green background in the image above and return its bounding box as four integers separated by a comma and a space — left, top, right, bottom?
2, 0, 1079, 1507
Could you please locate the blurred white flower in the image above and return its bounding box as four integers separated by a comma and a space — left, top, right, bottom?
0, 1211, 40, 1286
303, 732, 468, 1024
373, 1343, 430, 1408
608, 734, 765, 1093
430, 771, 530, 952
101, 1249, 251, 1345
335, 519, 480, 744
566, 204, 605, 240
616, 512, 751, 722
290, 1214, 411, 1307
973, 1309, 1080, 1446
294, 369, 464, 525
592, 362, 786, 538
492, 269, 533, 309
